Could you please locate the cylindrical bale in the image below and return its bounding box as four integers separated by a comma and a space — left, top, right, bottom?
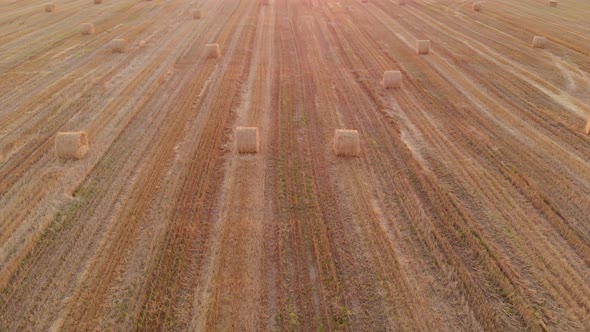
262, 0, 269, 5
235, 127, 259, 153
361, 0, 368, 3
399, 0, 405, 4
206, 43, 221, 59
55, 131, 89, 160
532, 36, 547, 48
416, 40, 430, 54
334, 130, 360, 157
585, 119, 590, 135
473, 2, 482, 11
94, 0, 102, 4
549, 1, 558, 7
111, 39, 127, 53
383, 70, 401, 89
80, 23, 95, 35
45, 3, 55, 12
191, 9, 202, 19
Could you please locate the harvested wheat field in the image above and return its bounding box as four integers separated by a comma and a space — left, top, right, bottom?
0, 0, 589, 330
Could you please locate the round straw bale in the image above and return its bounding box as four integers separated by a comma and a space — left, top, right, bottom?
235, 127, 259, 154
191, 9, 202, 19
473, 2, 482, 11
206, 43, 221, 59
262, 0, 270, 5
585, 119, 590, 135
45, 3, 55, 12
55, 131, 89, 160
416, 40, 430, 54
80, 23, 95, 35
94, 0, 102, 4
111, 39, 127, 53
399, 0, 405, 4
549, 1, 558, 7
532, 36, 547, 48
383, 70, 401, 89
361, 0, 368, 3
334, 130, 360, 157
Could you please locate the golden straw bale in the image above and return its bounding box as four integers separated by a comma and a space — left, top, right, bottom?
235, 127, 259, 154
416, 40, 430, 54
585, 119, 590, 135
45, 3, 55, 12
383, 70, 401, 89
191, 9, 202, 19
55, 131, 89, 160
206, 44, 220, 59
532, 36, 547, 48
334, 129, 360, 157
111, 39, 126, 53
80, 23, 95, 35
94, 0, 102, 4
549, 1, 558, 7
473, 2, 482, 11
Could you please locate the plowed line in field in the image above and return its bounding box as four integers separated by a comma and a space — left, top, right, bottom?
344, 0, 588, 326
188, 2, 276, 330
0, 1, 208, 294
58, 1, 250, 330
0, 1, 236, 330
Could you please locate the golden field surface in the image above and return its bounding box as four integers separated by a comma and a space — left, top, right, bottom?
1, 0, 589, 330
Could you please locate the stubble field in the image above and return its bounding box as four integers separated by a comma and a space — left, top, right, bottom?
0, 0, 589, 330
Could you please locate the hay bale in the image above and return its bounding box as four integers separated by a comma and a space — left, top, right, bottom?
45, 3, 55, 12
191, 9, 201, 19
585, 119, 590, 135
532, 36, 547, 48
55, 131, 89, 160
80, 23, 95, 35
361, 0, 368, 3
206, 43, 220, 58
334, 130, 360, 157
416, 40, 430, 54
111, 39, 126, 53
399, 0, 405, 4
94, 0, 102, 4
383, 70, 402, 89
235, 127, 259, 153
262, 0, 270, 5
549, 1, 558, 7
473, 2, 482, 11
